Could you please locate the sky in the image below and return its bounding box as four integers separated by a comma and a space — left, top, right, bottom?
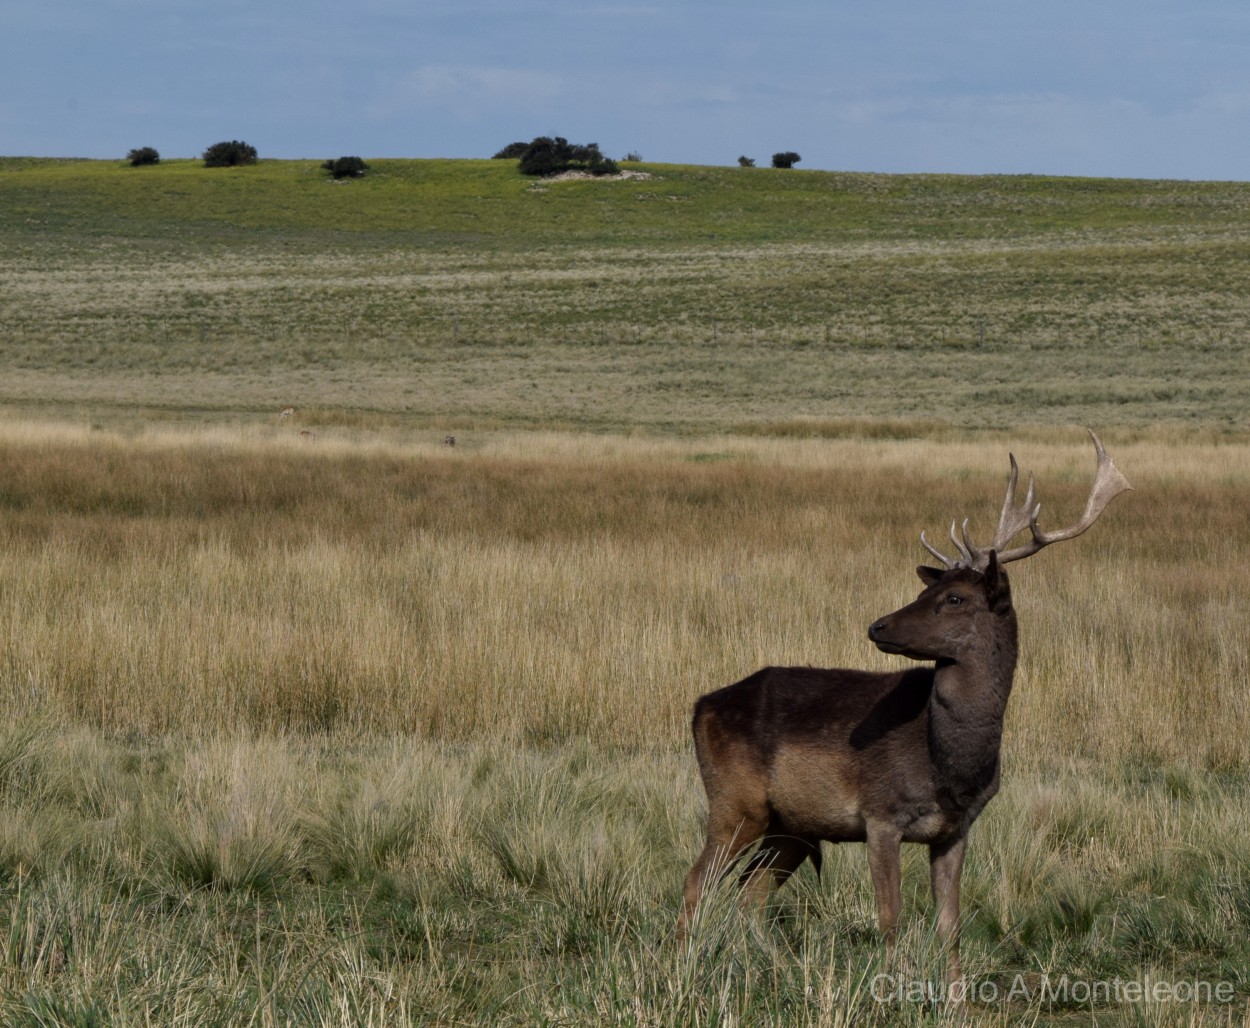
4, 0, 1250, 180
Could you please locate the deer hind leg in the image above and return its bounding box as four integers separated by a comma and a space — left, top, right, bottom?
929, 834, 968, 1000
678, 803, 769, 940
865, 823, 904, 965
737, 829, 817, 909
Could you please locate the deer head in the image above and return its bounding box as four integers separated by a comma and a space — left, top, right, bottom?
868, 555, 1013, 662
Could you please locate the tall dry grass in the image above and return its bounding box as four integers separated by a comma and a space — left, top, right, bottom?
0, 418, 1246, 772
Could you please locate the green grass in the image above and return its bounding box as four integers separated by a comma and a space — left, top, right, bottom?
5, 157, 1249, 246
3, 158, 1250, 433
2, 719, 1248, 1025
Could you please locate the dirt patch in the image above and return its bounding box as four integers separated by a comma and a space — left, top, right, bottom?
533, 170, 656, 184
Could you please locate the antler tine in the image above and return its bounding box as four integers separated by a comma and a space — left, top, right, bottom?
995, 429, 1132, 565
919, 527, 959, 569
952, 520, 975, 565
919, 518, 978, 570
1000, 453, 1020, 525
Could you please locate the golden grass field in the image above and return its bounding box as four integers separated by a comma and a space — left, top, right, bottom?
1, 419, 1244, 768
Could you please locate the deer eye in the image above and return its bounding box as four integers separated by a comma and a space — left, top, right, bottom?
944, 594, 965, 606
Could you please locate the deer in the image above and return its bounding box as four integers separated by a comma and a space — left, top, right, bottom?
678, 430, 1131, 997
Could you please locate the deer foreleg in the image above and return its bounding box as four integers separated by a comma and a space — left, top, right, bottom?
866, 824, 903, 964
930, 834, 968, 1001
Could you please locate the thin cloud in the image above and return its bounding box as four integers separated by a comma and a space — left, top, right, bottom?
376, 65, 565, 120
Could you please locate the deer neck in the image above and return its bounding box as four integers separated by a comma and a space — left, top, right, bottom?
928, 615, 1018, 803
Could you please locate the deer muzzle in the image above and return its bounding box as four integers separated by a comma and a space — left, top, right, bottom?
868, 618, 904, 654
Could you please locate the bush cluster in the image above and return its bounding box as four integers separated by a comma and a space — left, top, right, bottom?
771, 152, 802, 169
203, 140, 259, 168
504, 137, 619, 177
322, 156, 369, 179
126, 147, 160, 167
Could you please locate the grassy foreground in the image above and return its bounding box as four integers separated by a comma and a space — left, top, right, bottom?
1, 421, 1248, 1023
3, 724, 1248, 1026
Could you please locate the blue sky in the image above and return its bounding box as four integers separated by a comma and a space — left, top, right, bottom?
5, 0, 1250, 179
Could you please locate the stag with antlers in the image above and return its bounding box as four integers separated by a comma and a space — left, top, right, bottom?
679, 431, 1131, 996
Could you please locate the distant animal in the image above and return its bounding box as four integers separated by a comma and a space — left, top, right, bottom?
678, 431, 1131, 997
279, 406, 295, 418
443, 435, 456, 447
299, 430, 316, 441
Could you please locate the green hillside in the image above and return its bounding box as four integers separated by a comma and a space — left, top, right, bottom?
4, 156, 1247, 247
2, 157, 1248, 432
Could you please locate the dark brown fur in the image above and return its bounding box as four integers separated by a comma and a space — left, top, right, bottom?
679, 555, 1018, 993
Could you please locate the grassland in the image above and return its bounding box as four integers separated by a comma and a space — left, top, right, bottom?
1, 158, 1249, 1023
2, 157, 1250, 432
1, 422, 1248, 1024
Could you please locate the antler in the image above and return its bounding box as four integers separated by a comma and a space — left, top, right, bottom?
921, 429, 1132, 572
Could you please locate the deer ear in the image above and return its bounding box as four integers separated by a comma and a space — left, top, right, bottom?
916, 565, 945, 587
982, 551, 1013, 613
